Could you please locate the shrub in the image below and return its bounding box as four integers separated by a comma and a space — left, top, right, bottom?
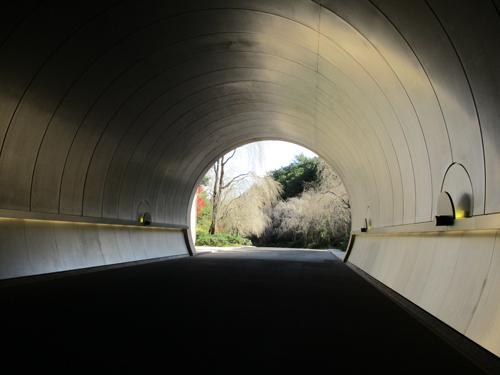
196, 232, 251, 247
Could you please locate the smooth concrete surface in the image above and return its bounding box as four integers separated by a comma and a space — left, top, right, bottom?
0, 250, 486, 373
348, 231, 500, 358
0, 217, 188, 280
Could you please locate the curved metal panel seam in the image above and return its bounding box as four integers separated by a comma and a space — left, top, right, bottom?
441, 162, 475, 217
21, 218, 35, 276
366, 0, 454, 161
464, 231, 497, 333
315, 80, 391, 224
184, 135, 352, 222
147, 117, 331, 220
316, 64, 403, 223
111, 81, 320, 218
79, 62, 319, 215
423, 0, 486, 213
103, 89, 318, 217
163, 119, 359, 223
85, 47, 327, 216
321, 4, 435, 220
117, 76, 318, 210
25, 9, 318, 212
319, 24, 425, 223
173, 126, 351, 224
0, 0, 46, 49
156, 119, 353, 221
163, 114, 367, 223
0, 0, 127, 154
316, 79, 395, 223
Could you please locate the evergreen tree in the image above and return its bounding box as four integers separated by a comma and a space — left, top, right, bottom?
269, 153, 319, 200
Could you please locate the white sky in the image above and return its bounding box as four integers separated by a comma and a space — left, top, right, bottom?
227, 140, 318, 176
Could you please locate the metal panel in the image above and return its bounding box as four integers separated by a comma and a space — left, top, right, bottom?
373, 235, 394, 282
367, 0, 486, 216
320, 7, 432, 223
53, 222, 86, 270
368, 236, 390, 279
76, 223, 106, 267
391, 233, 422, 295
347, 235, 368, 268
467, 230, 500, 356
0, 0, 495, 233
143, 228, 166, 259
24, 220, 62, 274
403, 233, 440, 303
417, 232, 463, 316
114, 225, 138, 262
128, 226, 149, 260
0, 218, 33, 279
437, 231, 496, 333
97, 224, 123, 265
426, 0, 500, 214
380, 234, 410, 288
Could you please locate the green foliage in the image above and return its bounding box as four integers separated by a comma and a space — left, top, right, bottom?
200, 176, 210, 186
196, 232, 252, 247
270, 153, 319, 200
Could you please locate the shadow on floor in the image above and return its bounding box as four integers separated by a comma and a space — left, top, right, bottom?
0, 249, 484, 373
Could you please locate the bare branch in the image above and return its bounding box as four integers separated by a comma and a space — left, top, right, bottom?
221, 171, 252, 190
222, 149, 237, 165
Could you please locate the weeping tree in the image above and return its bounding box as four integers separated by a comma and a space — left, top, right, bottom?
260, 159, 351, 249
208, 150, 252, 234
207, 143, 280, 237
219, 175, 282, 237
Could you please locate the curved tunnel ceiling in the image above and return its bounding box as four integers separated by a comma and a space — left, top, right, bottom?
0, 0, 499, 230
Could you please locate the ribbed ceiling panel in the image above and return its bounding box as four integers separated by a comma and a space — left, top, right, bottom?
0, 0, 497, 230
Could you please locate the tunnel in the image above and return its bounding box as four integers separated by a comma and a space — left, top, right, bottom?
0, 0, 499, 362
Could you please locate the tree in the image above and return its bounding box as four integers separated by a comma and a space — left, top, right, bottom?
196, 186, 207, 218
218, 175, 282, 237
195, 185, 212, 233
208, 150, 252, 234
259, 157, 351, 250
270, 153, 319, 200
200, 143, 282, 238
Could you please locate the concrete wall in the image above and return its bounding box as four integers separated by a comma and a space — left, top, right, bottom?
349, 231, 500, 357
0, 218, 188, 280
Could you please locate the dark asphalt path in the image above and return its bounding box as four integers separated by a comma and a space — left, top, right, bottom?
0, 249, 484, 373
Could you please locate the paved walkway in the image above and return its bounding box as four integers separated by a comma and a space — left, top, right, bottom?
0, 249, 484, 373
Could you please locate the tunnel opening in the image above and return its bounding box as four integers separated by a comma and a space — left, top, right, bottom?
191, 140, 352, 252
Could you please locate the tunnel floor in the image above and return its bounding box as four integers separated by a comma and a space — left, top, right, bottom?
0, 248, 485, 373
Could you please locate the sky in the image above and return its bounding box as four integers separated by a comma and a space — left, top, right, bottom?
227, 140, 318, 177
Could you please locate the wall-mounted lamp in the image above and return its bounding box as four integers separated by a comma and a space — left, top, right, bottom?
361, 218, 368, 232
435, 192, 454, 226
140, 211, 152, 225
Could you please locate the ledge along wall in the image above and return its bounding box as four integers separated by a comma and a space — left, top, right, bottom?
0, 0, 499, 358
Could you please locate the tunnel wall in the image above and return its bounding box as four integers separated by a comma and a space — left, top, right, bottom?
349, 231, 500, 358
0, 217, 188, 279
0, 0, 498, 229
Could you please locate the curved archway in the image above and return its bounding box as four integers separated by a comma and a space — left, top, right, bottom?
0, 0, 499, 358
